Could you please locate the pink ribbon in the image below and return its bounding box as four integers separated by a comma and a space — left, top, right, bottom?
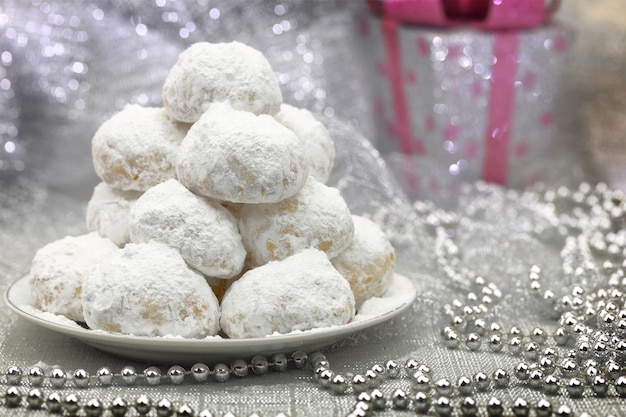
369, 0, 559, 29
483, 31, 519, 185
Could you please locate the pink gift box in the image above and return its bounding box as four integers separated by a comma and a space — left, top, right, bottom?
359, 0, 570, 191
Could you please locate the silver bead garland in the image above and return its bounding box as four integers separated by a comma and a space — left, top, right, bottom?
2, 183, 626, 417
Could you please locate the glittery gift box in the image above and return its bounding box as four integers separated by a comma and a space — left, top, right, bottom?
359, 13, 570, 191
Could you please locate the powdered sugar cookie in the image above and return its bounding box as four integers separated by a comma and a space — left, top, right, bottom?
220, 249, 355, 338
176, 103, 308, 204
92, 105, 190, 192
331, 215, 395, 308
86, 182, 142, 246
238, 176, 354, 267
82, 241, 220, 338
29, 232, 119, 322
162, 41, 282, 123
275, 104, 335, 183
128, 179, 245, 279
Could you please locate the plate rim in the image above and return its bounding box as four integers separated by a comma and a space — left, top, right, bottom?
4, 273, 417, 353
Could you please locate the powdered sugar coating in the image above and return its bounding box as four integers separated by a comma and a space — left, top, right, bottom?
176, 103, 308, 204
220, 249, 355, 338
238, 176, 354, 267
29, 232, 119, 322
92, 105, 190, 191
331, 215, 395, 308
82, 242, 220, 338
162, 41, 283, 123
86, 182, 142, 246
275, 104, 335, 183
128, 179, 245, 279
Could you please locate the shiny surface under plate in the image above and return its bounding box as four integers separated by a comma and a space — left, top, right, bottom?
4, 273, 416, 364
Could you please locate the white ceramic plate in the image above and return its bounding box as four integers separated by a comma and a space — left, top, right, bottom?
4, 274, 416, 364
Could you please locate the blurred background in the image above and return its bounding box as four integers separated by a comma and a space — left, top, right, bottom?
0, 0, 625, 201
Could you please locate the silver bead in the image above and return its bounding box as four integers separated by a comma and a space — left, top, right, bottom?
535, 398, 553, 417
4, 386, 21, 408
566, 377, 584, 398
63, 393, 81, 415
443, 330, 460, 349
213, 363, 230, 382
606, 360, 621, 379
364, 369, 379, 388
488, 334, 503, 352
28, 366, 44, 386
290, 351, 308, 369
391, 388, 408, 409
528, 369, 544, 389
473, 319, 487, 335
410, 362, 427, 375
539, 356, 556, 374
413, 391, 430, 414
531, 327, 547, 344
592, 375, 608, 397
466, 333, 481, 351
554, 327, 571, 344
329, 374, 347, 394
309, 352, 328, 369
615, 376, 626, 397
191, 363, 210, 382
177, 404, 195, 417
73, 369, 90, 388
168, 365, 186, 384
413, 371, 430, 392
121, 366, 137, 385
251, 355, 269, 375
458, 375, 473, 395
493, 369, 509, 388
525, 342, 541, 361
514, 363, 530, 381
510, 326, 524, 337
561, 358, 578, 374
486, 396, 504, 417
460, 396, 477, 416
156, 398, 173, 417
543, 374, 560, 396
198, 410, 214, 417
370, 363, 385, 378
356, 391, 372, 404
584, 366, 599, 384
135, 394, 152, 415
435, 378, 453, 396
85, 398, 103, 417
145, 366, 162, 385
473, 372, 489, 392
405, 358, 420, 374
96, 367, 113, 385
434, 396, 452, 416
318, 369, 334, 388
111, 397, 128, 417
508, 337, 523, 355
353, 400, 370, 416
312, 365, 326, 382
271, 354, 288, 372
46, 392, 63, 413
26, 388, 43, 409
351, 374, 369, 393
50, 367, 67, 387
370, 389, 386, 410
385, 360, 400, 378
5, 366, 21, 385
512, 397, 530, 417
556, 404, 573, 417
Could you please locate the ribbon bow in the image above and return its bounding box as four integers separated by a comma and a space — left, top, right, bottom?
368, 0, 560, 29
